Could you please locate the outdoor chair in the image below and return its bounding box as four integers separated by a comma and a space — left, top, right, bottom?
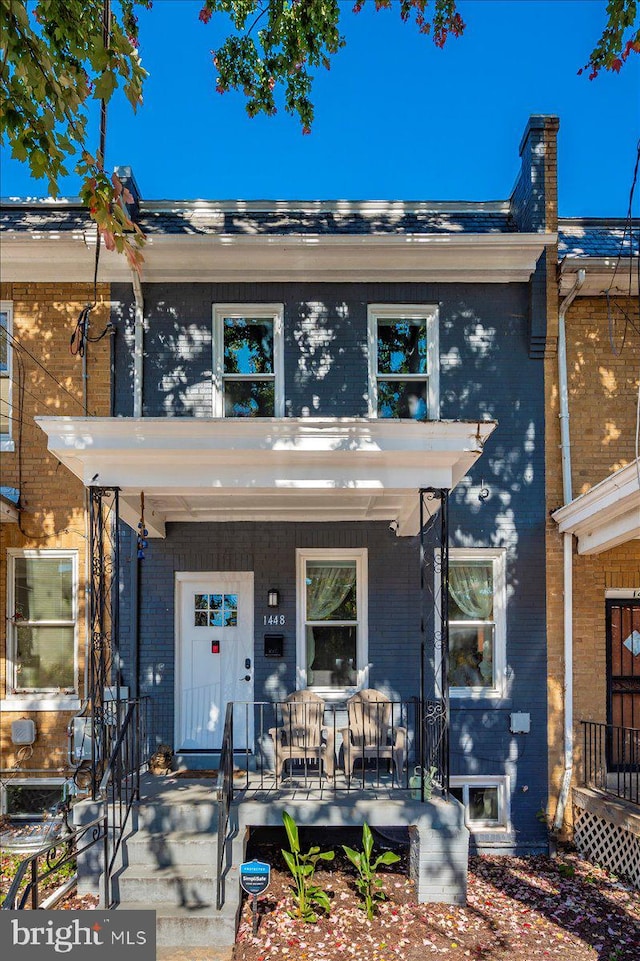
269, 690, 335, 782
340, 689, 407, 783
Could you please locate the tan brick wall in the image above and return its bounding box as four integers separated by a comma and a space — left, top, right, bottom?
546, 293, 640, 832
0, 282, 110, 785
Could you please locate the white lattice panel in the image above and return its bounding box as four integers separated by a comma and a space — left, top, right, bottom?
574, 805, 640, 888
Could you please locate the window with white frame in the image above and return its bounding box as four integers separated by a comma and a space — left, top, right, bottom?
297, 548, 368, 693
8, 551, 77, 693
450, 776, 510, 829
212, 304, 284, 417
2, 779, 72, 819
1, 301, 13, 442
447, 549, 506, 696
368, 305, 439, 420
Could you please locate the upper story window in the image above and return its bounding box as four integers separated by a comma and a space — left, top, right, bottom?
447, 549, 506, 698
7, 551, 77, 694
1, 301, 13, 447
368, 305, 439, 420
212, 304, 284, 417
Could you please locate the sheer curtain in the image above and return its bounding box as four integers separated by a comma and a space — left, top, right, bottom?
306, 564, 356, 683
448, 564, 493, 620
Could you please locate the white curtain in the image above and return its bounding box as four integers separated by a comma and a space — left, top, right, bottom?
448, 564, 493, 620
306, 564, 356, 682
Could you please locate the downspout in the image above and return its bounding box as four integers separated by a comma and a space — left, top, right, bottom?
553, 267, 585, 833
132, 271, 144, 418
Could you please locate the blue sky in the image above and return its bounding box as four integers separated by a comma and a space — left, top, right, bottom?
2, 0, 639, 215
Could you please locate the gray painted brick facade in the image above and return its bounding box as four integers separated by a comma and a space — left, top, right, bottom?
112, 274, 548, 853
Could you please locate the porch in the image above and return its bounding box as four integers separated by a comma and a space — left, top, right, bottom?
574, 720, 640, 889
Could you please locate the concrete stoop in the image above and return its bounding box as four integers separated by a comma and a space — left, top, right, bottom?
74, 777, 470, 952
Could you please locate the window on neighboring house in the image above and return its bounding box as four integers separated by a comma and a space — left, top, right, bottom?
1, 302, 13, 445
8, 552, 77, 693
213, 304, 284, 417
450, 776, 510, 829
368, 305, 439, 420
2, 780, 70, 819
446, 549, 506, 697
297, 548, 368, 693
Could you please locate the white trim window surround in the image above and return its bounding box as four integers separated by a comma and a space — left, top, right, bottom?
1, 300, 14, 451
296, 548, 368, 697
1, 778, 73, 818
367, 304, 439, 420
450, 775, 510, 830
445, 548, 507, 699
5, 550, 78, 704
212, 303, 284, 417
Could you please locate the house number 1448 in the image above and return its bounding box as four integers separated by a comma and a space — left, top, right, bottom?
263, 614, 285, 626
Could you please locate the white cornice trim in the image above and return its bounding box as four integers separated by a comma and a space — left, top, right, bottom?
35, 416, 496, 537
559, 257, 639, 296
553, 460, 640, 554
0, 232, 555, 283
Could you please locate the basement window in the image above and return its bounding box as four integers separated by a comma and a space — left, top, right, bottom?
449, 776, 510, 829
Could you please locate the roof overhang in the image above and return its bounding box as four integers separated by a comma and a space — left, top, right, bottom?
1, 231, 556, 284
559, 256, 639, 296
553, 459, 640, 554
35, 416, 497, 538
0, 494, 19, 523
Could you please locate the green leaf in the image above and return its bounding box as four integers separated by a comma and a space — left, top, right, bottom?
342, 846, 361, 869
363, 822, 374, 859
282, 811, 299, 853
281, 849, 297, 875
373, 851, 402, 867
93, 70, 117, 102
316, 850, 335, 861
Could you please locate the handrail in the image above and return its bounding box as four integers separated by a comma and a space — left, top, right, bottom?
2, 815, 106, 910
2, 696, 150, 911
216, 701, 234, 910
581, 719, 640, 806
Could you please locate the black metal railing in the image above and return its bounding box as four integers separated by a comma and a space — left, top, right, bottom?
218, 697, 448, 796
1, 812, 106, 911
2, 697, 149, 911
581, 720, 640, 806
216, 702, 234, 910
99, 697, 150, 907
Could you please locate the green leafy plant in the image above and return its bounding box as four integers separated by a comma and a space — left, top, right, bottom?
342, 822, 401, 920
281, 810, 334, 922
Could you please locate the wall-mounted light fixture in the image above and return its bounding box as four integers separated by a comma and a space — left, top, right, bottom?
267, 589, 280, 608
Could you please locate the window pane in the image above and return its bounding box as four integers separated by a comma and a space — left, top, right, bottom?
6, 785, 64, 817
468, 786, 499, 822
224, 380, 274, 417
377, 319, 427, 375
449, 562, 494, 620
377, 380, 427, 419
306, 561, 357, 621
14, 558, 73, 621
306, 625, 357, 688
223, 318, 273, 374
449, 624, 494, 687
0, 374, 8, 434
16, 626, 75, 689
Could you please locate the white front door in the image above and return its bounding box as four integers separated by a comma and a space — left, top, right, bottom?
176, 572, 254, 751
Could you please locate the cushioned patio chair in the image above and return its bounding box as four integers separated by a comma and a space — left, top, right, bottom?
269, 690, 335, 782
340, 689, 406, 783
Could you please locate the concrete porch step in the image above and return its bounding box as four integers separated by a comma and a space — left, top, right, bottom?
121, 829, 218, 867
115, 900, 238, 948
115, 863, 216, 905
133, 800, 219, 834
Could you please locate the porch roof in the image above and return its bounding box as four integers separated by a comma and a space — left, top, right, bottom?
35, 416, 496, 538
552, 458, 640, 554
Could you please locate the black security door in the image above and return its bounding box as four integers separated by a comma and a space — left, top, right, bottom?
607, 599, 640, 765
